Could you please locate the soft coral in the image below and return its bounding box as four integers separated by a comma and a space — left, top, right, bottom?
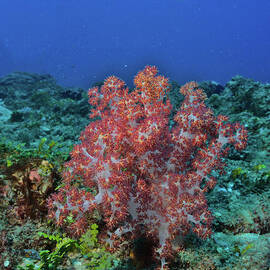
47, 66, 247, 269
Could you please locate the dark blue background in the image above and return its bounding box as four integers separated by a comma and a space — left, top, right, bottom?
0, 0, 269, 88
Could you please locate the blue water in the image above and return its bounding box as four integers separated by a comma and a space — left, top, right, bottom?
0, 0, 269, 88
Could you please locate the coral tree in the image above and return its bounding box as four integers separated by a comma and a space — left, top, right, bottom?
47, 66, 247, 269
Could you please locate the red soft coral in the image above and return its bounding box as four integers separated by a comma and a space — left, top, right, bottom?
47, 66, 247, 269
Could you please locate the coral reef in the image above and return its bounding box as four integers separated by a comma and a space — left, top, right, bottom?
0, 70, 269, 269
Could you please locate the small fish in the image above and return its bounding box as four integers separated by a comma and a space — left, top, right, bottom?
23, 249, 40, 260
